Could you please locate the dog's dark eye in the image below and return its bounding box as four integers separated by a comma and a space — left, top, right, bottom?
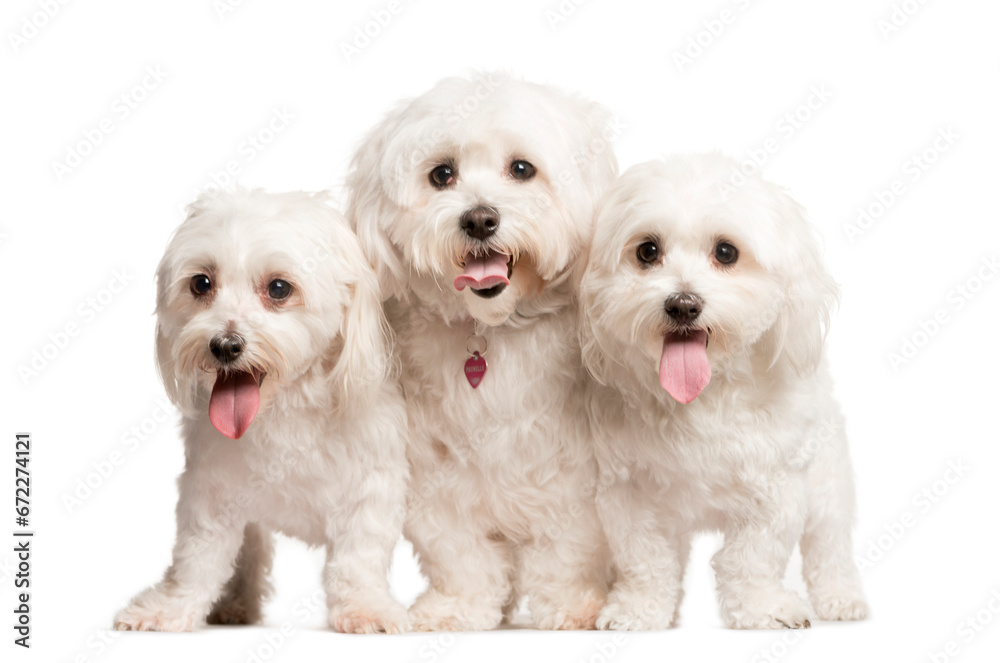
429, 164, 455, 189
509, 160, 536, 181
190, 274, 212, 296
714, 241, 739, 266
267, 279, 292, 300
636, 241, 659, 265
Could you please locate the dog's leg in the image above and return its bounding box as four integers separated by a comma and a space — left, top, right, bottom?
671, 532, 692, 626
114, 472, 248, 632
501, 547, 522, 624
712, 476, 813, 630
800, 428, 869, 621
324, 465, 409, 634
405, 477, 514, 631
595, 475, 684, 630
520, 491, 608, 630
206, 522, 274, 625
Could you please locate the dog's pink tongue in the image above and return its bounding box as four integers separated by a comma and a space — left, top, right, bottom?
209, 371, 260, 439
659, 331, 711, 404
454, 251, 510, 291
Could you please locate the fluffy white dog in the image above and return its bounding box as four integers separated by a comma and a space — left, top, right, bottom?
580, 154, 869, 630
347, 73, 618, 630
114, 189, 410, 634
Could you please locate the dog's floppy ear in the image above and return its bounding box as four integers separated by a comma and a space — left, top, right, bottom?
346, 105, 410, 303
760, 188, 840, 376
328, 263, 391, 409
554, 96, 620, 287
579, 304, 614, 388
152, 200, 211, 415
154, 322, 181, 404
570, 100, 620, 208
154, 282, 199, 415
578, 245, 624, 388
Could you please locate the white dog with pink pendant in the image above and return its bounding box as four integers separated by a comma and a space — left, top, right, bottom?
348, 72, 618, 630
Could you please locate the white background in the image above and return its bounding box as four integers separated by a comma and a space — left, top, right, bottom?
3, 0, 999, 662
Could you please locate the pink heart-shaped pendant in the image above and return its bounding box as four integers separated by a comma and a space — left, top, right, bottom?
464, 352, 488, 389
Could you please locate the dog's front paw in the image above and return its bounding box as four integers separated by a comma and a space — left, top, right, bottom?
114, 604, 200, 632
330, 598, 409, 634
596, 594, 675, 631
724, 591, 813, 630
812, 594, 869, 621
408, 590, 503, 631
207, 592, 261, 626
531, 585, 604, 630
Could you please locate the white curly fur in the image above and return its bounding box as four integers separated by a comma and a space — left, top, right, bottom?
114, 189, 410, 634
347, 72, 619, 630
579, 154, 869, 630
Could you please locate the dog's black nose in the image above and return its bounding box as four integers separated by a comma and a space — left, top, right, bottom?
210, 334, 245, 364
460, 206, 500, 241
664, 293, 703, 325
